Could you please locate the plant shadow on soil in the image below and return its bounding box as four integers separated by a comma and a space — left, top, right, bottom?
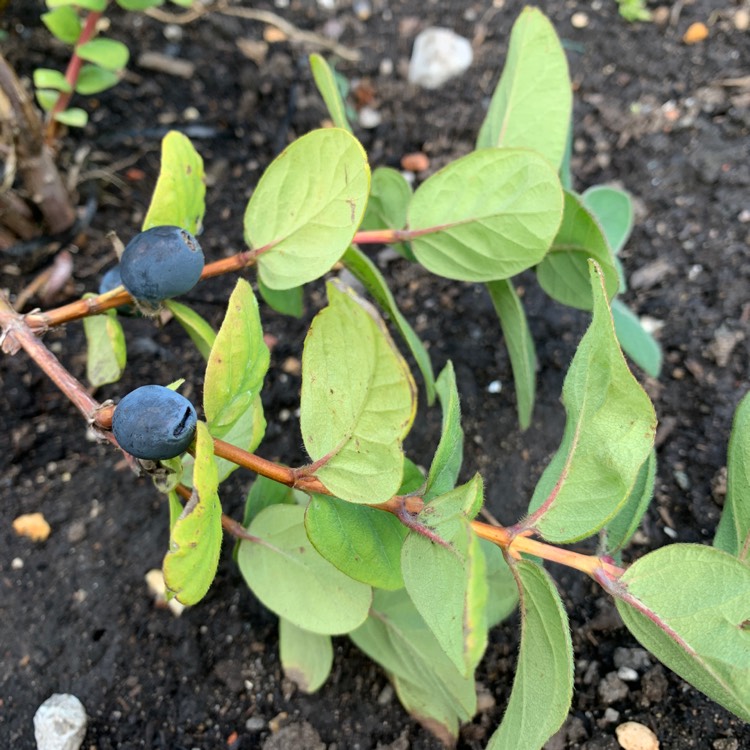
1, 1, 749, 748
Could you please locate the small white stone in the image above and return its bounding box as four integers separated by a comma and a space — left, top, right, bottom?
408, 28, 473, 89
487, 380, 502, 394
617, 666, 640, 682
571, 12, 589, 28
358, 106, 382, 129
11, 557, 23, 570
34, 694, 87, 750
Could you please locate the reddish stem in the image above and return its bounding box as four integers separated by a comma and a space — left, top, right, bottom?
45, 8, 104, 145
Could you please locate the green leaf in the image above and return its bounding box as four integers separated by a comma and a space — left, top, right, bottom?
162, 422, 223, 605
238, 504, 372, 635
480, 539, 518, 627
35, 89, 58, 112
53, 108, 88, 127
151, 455, 183, 494
245, 128, 370, 290
487, 560, 573, 749
714, 392, 750, 561
409, 148, 563, 282
486, 279, 537, 430
309, 54, 352, 132
279, 617, 333, 693
42, 7, 82, 44
305, 494, 406, 590
425, 362, 463, 500
46, 0, 106, 10
257, 277, 303, 318
400, 457, 426, 494
82, 305, 126, 387
75, 63, 120, 95
300, 282, 416, 504
169, 0, 193, 6
76, 38, 130, 71
360, 167, 414, 260
605, 449, 657, 555
165, 299, 217, 361
33, 68, 71, 93
527, 261, 656, 543
581, 185, 634, 256
611, 298, 663, 377
116, 0, 164, 10
167, 490, 182, 532
350, 588, 477, 745
342, 245, 436, 404
615, 544, 750, 722
240, 474, 300, 530
143, 130, 206, 235
536, 191, 620, 310
204, 278, 269, 431
402, 519, 488, 677
476, 7, 572, 170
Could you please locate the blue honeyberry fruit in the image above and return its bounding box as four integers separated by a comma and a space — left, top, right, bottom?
112, 385, 197, 460
119, 225, 204, 303
99, 265, 124, 295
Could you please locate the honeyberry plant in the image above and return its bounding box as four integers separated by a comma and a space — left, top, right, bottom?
2, 7, 748, 748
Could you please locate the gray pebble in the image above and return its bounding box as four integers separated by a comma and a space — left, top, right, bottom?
34, 694, 87, 750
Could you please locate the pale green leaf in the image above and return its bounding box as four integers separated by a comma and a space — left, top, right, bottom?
53, 108, 88, 127
162, 422, 223, 605
480, 539, 519, 627
605, 449, 656, 555
615, 544, 750, 722
42, 7, 82, 44
76, 38, 129, 71
536, 191, 620, 310
409, 148, 563, 282
487, 560, 573, 749
305, 494, 406, 590
425, 362, 463, 500
238, 504, 372, 635
35, 89, 58, 112
143, 130, 206, 235
279, 617, 333, 693
300, 282, 416, 504
257, 277, 303, 318
527, 261, 656, 543
582, 185, 634, 256
47, 0, 106, 10
241, 474, 300, 530
486, 278, 537, 430
309, 54, 352, 132
75, 64, 120, 95
245, 128, 370, 290
350, 588, 477, 744
714, 392, 750, 561
33, 68, 71, 93
165, 299, 216, 361
476, 7, 572, 170
116, 0, 164, 9
82, 305, 126, 387
611, 298, 663, 378
360, 167, 414, 260
342, 245, 436, 404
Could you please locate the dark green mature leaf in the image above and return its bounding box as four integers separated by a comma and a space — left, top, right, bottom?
75, 64, 119, 95
143, 130, 206, 235
257, 277, 304, 318
487, 561, 573, 749
245, 129, 370, 290
476, 7, 572, 170
401, 476, 487, 676
279, 617, 333, 693
409, 149, 563, 282
360, 167, 414, 260
615, 544, 750, 722
342, 245, 436, 404
309, 54, 352, 132
76, 38, 129, 71
163, 422, 223, 605
350, 589, 477, 745
300, 282, 416, 503
238, 505, 372, 634
527, 262, 656, 543
165, 300, 216, 361
611, 299, 663, 378
536, 191, 619, 310
605, 449, 656, 555
42, 7, 82, 44
714, 392, 750, 561
486, 279, 537, 430
305, 494, 406, 590
82, 302, 126, 387
425, 362, 463, 500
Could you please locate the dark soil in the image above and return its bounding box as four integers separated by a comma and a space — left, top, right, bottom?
2, 1, 749, 748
